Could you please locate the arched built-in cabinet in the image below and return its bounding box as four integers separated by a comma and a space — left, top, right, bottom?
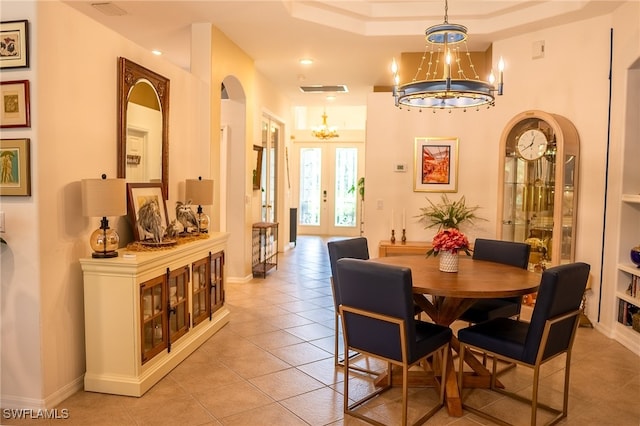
497, 110, 580, 268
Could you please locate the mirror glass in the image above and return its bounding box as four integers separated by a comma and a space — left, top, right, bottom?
118, 58, 169, 199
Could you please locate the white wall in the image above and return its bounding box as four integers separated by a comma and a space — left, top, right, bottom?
1, 0, 210, 408
600, 2, 640, 338
364, 10, 634, 330
0, 0, 42, 409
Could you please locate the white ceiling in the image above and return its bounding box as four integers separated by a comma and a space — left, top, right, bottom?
64, 1, 624, 107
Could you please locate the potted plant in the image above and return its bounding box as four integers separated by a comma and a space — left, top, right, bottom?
417, 195, 485, 271
348, 177, 365, 236
417, 194, 484, 231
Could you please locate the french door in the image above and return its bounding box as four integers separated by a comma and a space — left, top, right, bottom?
260, 116, 281, 223
296, 142, 363, 236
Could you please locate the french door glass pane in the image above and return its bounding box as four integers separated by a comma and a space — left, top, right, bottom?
269, 124, 277, 221
299, 148, 321, 226
334, 148, 357, 227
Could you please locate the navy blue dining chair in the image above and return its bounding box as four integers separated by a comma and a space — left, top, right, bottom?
458, 262, 590, 426
459, 238, 531, 324
336, 258, 452, 426
327, 237, 372, 371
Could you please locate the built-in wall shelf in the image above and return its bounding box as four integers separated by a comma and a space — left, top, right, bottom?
618, 263, 640, 275
621, 194, 640, 204
616, 291, 640, 306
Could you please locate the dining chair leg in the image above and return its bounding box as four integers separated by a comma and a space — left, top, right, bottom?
402, 365, 409, 426
531, 365, 540, 426
334, 313, 340, 366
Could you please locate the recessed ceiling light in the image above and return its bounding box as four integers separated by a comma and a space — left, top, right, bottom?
152, 50, 162, 56
325, 95, 336, 101
299, 58, 313, 66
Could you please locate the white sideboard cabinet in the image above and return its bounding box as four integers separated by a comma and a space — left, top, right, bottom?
80, 233, 230, 397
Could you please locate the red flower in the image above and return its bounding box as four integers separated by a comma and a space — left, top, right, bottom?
427, 228, 470, 257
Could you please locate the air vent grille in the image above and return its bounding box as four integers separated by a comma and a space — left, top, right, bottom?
91, 2, 127, 16
299, 85, 348, 93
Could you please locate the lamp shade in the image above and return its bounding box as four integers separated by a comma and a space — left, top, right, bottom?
81, 177, 127, 217
185, 178, 213, 206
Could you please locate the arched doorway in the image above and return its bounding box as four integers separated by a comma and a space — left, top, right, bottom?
220, 77, 250, 280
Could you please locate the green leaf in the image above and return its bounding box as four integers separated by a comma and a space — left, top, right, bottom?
416, 194, 486, 231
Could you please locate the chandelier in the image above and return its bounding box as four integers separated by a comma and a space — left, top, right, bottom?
312, 110, 339, 140
392, 0, 504, 112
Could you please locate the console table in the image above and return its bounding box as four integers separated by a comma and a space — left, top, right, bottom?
80, 233, 229, 397
252, 222, 278, 277
378, 240, 432, 257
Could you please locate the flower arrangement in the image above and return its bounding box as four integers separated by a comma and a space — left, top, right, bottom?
427, 228, 471, 257
417, 194, 484, 231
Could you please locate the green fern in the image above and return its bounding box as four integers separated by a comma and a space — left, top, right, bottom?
417, 194, 485, 231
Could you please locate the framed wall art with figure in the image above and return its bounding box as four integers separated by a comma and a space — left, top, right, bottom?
413, 137, 459, 192
0, 20, 29, 69
127, 183, 170, 242
0, 138, 30, 196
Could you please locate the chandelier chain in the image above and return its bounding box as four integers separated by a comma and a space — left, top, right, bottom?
444, 0, 449, 24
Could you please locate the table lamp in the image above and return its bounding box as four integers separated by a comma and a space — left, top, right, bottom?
185, 176, 213, 233
81, 174, 127, 258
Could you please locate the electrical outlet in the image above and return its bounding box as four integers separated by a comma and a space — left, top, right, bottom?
376, 199, 384, 210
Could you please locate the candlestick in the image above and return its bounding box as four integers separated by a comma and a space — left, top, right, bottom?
401, 229, 406, 244
498, 57, 504, 95
391, 229, 396, 244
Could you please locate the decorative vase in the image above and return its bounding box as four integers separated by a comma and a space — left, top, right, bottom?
439, 250, 459, 273
631, 246, 640, 268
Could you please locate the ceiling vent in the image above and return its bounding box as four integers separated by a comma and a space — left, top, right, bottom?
299, 85, 348, 93
91, 2, 128, 16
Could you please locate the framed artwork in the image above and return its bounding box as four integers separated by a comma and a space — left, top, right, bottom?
0, 138, 31, 196
413, 137, 459, 192
1, 80, 30, 128
0, 20, 29, 69
252, 144, 264, 190
127, 183, 169, 241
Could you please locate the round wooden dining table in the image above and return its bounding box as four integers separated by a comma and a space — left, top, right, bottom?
372, 255, 541, 417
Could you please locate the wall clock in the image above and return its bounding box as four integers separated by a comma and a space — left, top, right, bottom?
516, 128, 548, 161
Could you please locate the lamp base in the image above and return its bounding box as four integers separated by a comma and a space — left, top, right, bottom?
92, 250, 119, 258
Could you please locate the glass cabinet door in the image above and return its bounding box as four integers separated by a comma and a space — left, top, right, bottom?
140, 275, 167, 364
168, 266, 190, 344
192, 257, 210, 327
561, 154, 577, 263
210, 251, 225, 314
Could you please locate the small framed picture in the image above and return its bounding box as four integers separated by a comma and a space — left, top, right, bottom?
414, 137, 459, 192
0, 20, 29, 69
0, 138, 31, 196
1, 80, 30, 128
127, 183, 170, 242
252, 144, 264, 190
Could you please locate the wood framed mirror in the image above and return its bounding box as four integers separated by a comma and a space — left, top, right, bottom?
117, 57, 170, 199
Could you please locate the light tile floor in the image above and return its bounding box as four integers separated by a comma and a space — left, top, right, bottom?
5, 236, 639, 425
